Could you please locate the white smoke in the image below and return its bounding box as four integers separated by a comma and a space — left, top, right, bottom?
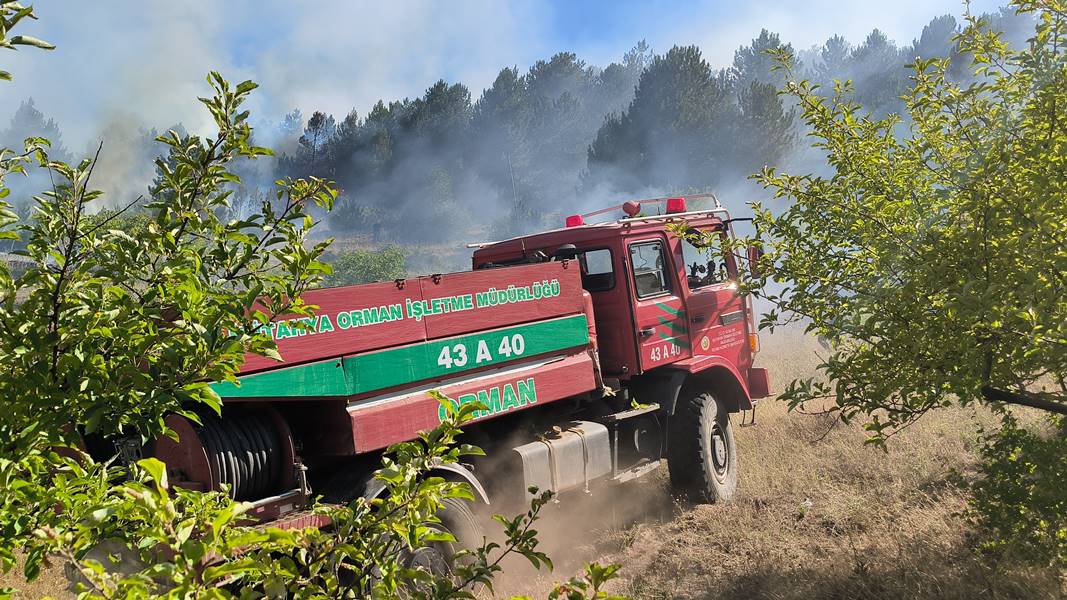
1, 0, 1005, 149
0, 0, 1013, 229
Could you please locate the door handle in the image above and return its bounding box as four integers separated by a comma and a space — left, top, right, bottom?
639, 327, 655, 338
692, 315, 706, 323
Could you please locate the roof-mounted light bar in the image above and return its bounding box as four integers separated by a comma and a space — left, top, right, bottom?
563, 192, 722, 227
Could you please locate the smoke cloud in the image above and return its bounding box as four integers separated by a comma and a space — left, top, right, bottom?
2, 1, 1004, 147
0, 0, 1026, 273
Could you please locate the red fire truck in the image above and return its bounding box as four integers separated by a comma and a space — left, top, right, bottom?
151, 194, 769, 548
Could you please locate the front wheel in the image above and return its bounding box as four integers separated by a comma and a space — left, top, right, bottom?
667, 390, 738, 503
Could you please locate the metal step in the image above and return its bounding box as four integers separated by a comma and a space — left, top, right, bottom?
612, 459, 663, 483
600, 402, 661, 423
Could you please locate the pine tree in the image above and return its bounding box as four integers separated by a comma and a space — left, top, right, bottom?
296, 111, 336, 176
2, 98, 68, 160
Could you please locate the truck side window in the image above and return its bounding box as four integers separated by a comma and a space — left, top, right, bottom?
580, 248, 615, 292
629, 241, 671, 298
679, 227, 728, 289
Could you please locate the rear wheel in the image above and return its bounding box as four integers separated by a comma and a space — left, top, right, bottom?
403, 496, 482, 577
667, 390, 738, 503
322, 468, 484, 582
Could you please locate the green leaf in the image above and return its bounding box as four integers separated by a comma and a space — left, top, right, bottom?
137, 457, 168, 490
84, 408, 104, 435
260, 346, 283, 362
8, 35, 54, 49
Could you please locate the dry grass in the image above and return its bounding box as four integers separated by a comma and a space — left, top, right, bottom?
1, 559, 69, 599
5, 329, 1065, 599
497, 328, 1066, 599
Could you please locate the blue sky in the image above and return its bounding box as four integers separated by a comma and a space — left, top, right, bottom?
1, 0, 1005, 147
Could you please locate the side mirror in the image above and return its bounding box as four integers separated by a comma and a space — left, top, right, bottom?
746, 244, 764, 277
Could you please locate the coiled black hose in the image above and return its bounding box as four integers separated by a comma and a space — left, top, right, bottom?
196, 411, 283, 500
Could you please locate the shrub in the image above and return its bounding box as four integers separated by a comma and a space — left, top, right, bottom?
327, 246, 406, 287
719, 0, 1067, 566
971, 416, 1067, 568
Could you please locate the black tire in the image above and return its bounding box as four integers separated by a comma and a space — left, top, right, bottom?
438, 496, 482, 554
667, 390, 738, 503
404, 496, 482, 577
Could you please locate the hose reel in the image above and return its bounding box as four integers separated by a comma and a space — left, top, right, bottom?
154, 407, 296, 501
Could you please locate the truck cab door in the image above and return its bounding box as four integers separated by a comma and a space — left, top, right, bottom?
677, 227, 747, 363
626, 237, 691, 372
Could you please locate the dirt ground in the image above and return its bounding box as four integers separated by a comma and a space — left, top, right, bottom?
4, 329, 1065, 598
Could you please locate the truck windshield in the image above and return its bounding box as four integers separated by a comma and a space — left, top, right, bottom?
679, 228, 729, 289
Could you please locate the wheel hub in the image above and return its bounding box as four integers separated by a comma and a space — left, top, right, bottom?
710, 423, 728, 478
407, 544, 451, 576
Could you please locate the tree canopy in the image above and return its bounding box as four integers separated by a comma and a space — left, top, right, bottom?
745, 0, 1066, 565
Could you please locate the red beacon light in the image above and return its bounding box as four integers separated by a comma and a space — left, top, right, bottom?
665, 197, 687, 214
565, 214, 585, 227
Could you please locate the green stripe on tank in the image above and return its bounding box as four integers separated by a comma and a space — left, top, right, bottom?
342, 314, 589, 394
212, 314, 590, 399
210, 359, 347, 398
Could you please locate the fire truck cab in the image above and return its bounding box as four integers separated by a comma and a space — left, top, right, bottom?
467, 194, 770, 506
472, 194, 768, 409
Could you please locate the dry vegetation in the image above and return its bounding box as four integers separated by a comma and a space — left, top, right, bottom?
498, 328, 1066, 599
5, 329, 1065, 599
1, 559, 68, 598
